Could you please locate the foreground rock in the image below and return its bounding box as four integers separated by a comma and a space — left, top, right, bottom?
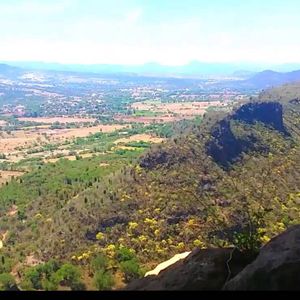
223, 225, 300, 290
125, 225, 300, 290
145, 252, 191, 277
125, 248, 255, 290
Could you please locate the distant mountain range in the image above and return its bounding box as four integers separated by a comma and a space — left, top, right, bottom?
1, 62, 300, 89
2, 60, 300, 77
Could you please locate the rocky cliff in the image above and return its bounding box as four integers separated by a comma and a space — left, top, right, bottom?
206, 101, 288, 169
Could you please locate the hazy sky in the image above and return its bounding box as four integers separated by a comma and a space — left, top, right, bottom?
0, 0, 299, 65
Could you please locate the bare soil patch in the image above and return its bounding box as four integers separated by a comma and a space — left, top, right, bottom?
99, 163, 110, 167
7, 205, 18, 217
24, 254, 43, 267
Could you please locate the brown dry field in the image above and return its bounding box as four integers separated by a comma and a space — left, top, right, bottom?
131, 100, 224, 115
45, 156, 77, 164
18, 116, 97, 124
115, 101, 225, 123
0, 170, 25, 185
0, 124, 128, 153
114, 133, 165, 145
44, 152, 101, 164
114, 115, 191, 124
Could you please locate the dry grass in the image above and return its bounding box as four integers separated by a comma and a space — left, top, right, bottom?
114, 101, 226, 124
0, 171, 25, 185
114, 134, 165, 144
132, 101, 224, 116
99, 163, 110, 167
0, 124, 128, 154
114, 115, 183, 124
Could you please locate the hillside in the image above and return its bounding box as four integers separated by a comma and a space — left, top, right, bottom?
0, 83, 300, 290
0, 64, 23, 78
244, 70, 300, 88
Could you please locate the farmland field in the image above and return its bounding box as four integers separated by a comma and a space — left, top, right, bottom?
18, 116, 97, 124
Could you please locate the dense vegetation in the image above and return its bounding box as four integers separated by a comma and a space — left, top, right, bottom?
0, 83, 299, 290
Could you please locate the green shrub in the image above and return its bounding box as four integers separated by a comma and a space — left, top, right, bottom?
37, 259, 61, 280
53, 263, 85, 291
91, 254, 108, 272
232, 211, 266, 254
93, 269, 115, 290
116, 247, 135, 263
0, 256, 13, 273
20, 278, 34, 291
41, 278, 58, 291
120, 259, 142, 283
0, 273, 18, 291
24, 267, 42, 290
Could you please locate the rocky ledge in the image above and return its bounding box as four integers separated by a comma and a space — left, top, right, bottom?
124, 225, 300, 290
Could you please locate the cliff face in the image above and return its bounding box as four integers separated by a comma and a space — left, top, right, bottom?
125, 226, 300, 290
206, 102, 288, 169
232, 102, 286, 132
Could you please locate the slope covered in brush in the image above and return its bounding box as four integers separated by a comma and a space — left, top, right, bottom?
0, 83, 300, 290
29, 87, 300, 272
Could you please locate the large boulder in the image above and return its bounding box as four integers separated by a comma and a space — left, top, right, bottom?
223, 225, 300, 290
125, 248, 255, 290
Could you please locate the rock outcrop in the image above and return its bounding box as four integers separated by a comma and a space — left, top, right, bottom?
125, 248, 255, 290
223, 225, 300, 290
144, 252, 191, 277
125, 225, 300, 290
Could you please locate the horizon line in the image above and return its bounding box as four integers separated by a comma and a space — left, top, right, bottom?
2, 60, 300, 67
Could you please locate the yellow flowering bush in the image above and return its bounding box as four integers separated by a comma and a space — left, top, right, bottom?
138, 235, 147, 243
193, 239, 205, 248
96, 232, 105, 240
128, 222, 139, 230
260, 235, 271, 244
176, 242, 185, 250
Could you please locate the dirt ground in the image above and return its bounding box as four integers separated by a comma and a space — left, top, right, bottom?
0, 170, 25, 185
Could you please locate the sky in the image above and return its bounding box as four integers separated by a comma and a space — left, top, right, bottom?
0, 0, 300, 66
